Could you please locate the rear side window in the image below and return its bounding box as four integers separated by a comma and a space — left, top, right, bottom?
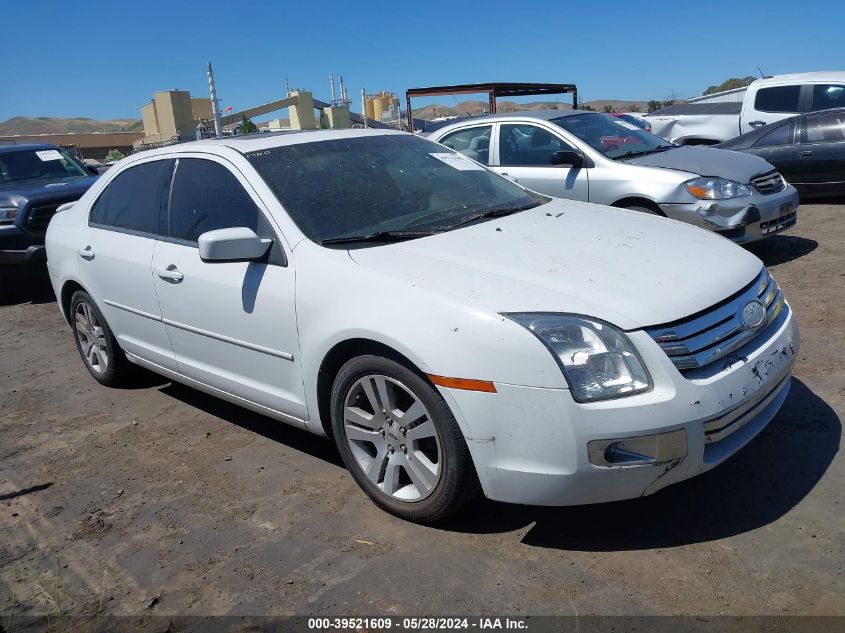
754, 122, 792, 148
810, 84, 845, 111
168, 158, 260, 243
803, 111, 845, 144
90, 160, 170, 234
438, 126, 492, 164
754, 86, 801, 113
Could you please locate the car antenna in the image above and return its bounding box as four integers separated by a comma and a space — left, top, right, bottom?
757, 66, 768, 78
450, 93, 472, 118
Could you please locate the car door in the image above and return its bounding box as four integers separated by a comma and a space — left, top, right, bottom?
492, 123, 589, 201
80, 158, 177, 371
743, 85, 802, 134
151, 155, 307, 423
791, 110, 845, 186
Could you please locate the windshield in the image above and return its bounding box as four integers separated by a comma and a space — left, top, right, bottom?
0, 147, 88, 187
552, 113, 673, 159
245, 134, 544, 245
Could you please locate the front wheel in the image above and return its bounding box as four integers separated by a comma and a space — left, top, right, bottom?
330, 355, 478, 522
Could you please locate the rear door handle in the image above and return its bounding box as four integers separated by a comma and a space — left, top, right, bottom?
156, 265, 184, 282
501, 172, 519, 182
78, 246, 95, 260
798, 151, 813, 158
748, 121, 766, 128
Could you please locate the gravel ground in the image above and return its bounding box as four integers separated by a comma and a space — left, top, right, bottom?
1, 203, 843, 620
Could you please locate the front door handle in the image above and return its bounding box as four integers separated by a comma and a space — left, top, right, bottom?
78, 246, 95, 260
748, 121, 766, 128
798, 151, 813, 159
156, 265, 184, 283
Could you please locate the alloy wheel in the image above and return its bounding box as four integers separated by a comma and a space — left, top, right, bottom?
74, 301, 109, 375
343, 374, 442, 501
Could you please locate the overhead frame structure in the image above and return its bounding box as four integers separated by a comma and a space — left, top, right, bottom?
405, 82, 578, 131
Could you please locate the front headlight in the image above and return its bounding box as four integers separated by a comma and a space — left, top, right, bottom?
0, 207, 18, 225
685, 177, 751, 200
505, 313, 652, 402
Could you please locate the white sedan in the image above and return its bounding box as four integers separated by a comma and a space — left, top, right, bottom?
46, 129, 799, 522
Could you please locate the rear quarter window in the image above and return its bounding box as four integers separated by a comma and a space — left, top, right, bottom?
754, 86, 802, 113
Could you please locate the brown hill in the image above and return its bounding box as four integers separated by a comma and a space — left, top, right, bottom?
0, 116, 143, 136
412, 99, 648, 119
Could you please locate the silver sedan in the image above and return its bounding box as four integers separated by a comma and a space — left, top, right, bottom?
429, 110, 799, 243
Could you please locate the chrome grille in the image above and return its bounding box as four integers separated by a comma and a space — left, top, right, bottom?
750, 170, 785, 195
24, 197, 78, 233
645, 269, 786, 371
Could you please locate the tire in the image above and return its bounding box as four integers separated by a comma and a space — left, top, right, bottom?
70, 290, 133, 387
330, 355, 479, 522
624, 204, 663, 216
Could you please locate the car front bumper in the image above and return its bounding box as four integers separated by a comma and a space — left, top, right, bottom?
658, 184, 799, 244
438, 304, 799, 506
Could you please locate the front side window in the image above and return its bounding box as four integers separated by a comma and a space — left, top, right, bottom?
754, 85, 802, 113
754, 122, 792, 148
499, 124, 575, 166
552, 113, 673, 159
438, 126, 492, 164
802, 111, 845, 144
245, 134, 541, 244
90, 160, 170, 234
168, 159, 260, 243
810, 84, 845, 111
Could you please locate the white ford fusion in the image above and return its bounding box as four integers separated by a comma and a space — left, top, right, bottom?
46, 129, 799, 522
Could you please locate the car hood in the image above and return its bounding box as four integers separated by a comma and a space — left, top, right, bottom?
622, 145, 775, 182
0, 176, 98, 205
349, 199, 762, 331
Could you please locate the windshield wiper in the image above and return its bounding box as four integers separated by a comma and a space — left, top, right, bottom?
440, 203, 539, 230
614, 146, 675, 160
320, 229, 438, 246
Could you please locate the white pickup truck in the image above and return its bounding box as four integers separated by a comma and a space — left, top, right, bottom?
646, 71, 845, 145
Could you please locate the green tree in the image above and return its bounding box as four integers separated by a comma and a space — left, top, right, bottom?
602, 104, 613, 113
647, 100, 662, 112
240, 115, 258, 134
703, 76, 757, 96
104, 149, 125, 163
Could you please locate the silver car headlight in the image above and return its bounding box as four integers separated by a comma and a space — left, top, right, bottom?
506, 313, 652, 402
685, 177, 751, 200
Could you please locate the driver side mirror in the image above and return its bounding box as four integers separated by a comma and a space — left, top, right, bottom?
198, 227, 273, 263
550, 150, 584, 167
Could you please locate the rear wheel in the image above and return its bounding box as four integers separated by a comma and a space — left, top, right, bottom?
70, 291, 133, 386
330, 355, 478, 522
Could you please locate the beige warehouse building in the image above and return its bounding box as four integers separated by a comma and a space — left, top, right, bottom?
139, 90, 212, 147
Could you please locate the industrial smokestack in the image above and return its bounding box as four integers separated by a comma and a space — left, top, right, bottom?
361, 88, 368, 128
330, 74, 336, 106
339, 75, 347, 105
284, 76, 290, 97
207, 62, 222, 138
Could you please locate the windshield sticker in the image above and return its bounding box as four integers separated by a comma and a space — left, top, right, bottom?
429, 152, 485, 171
36, 150, 64, 161
614, 121, 640, 131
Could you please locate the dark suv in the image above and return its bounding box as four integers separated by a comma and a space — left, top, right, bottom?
1, 143, 98, 272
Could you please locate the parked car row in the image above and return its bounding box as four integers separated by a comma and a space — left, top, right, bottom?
430, 109, 799, 243
45, 129, 799, 522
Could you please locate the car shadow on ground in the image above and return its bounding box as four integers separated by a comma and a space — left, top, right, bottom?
0, 268, 55, 307
436, 378, 839, 550
747, 234, 818, 266
158, 381, 346, 468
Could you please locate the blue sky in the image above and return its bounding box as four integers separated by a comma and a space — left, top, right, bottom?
3, 0, 842, 121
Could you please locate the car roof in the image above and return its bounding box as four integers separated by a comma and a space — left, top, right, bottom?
427, 108, 596, 134
754, 71, 845, 86
130, 128, 407, 159
0, 142, 61, 154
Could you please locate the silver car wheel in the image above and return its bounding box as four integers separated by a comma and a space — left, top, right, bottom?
74, 301, 109, 375
343, 374, 442, 501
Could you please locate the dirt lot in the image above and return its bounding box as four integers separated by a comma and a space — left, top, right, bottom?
1, 203, 843, 621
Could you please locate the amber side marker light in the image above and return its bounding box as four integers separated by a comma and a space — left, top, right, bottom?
427, 374, 497, 393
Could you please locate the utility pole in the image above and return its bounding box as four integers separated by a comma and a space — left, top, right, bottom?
207, 62, 222, 138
